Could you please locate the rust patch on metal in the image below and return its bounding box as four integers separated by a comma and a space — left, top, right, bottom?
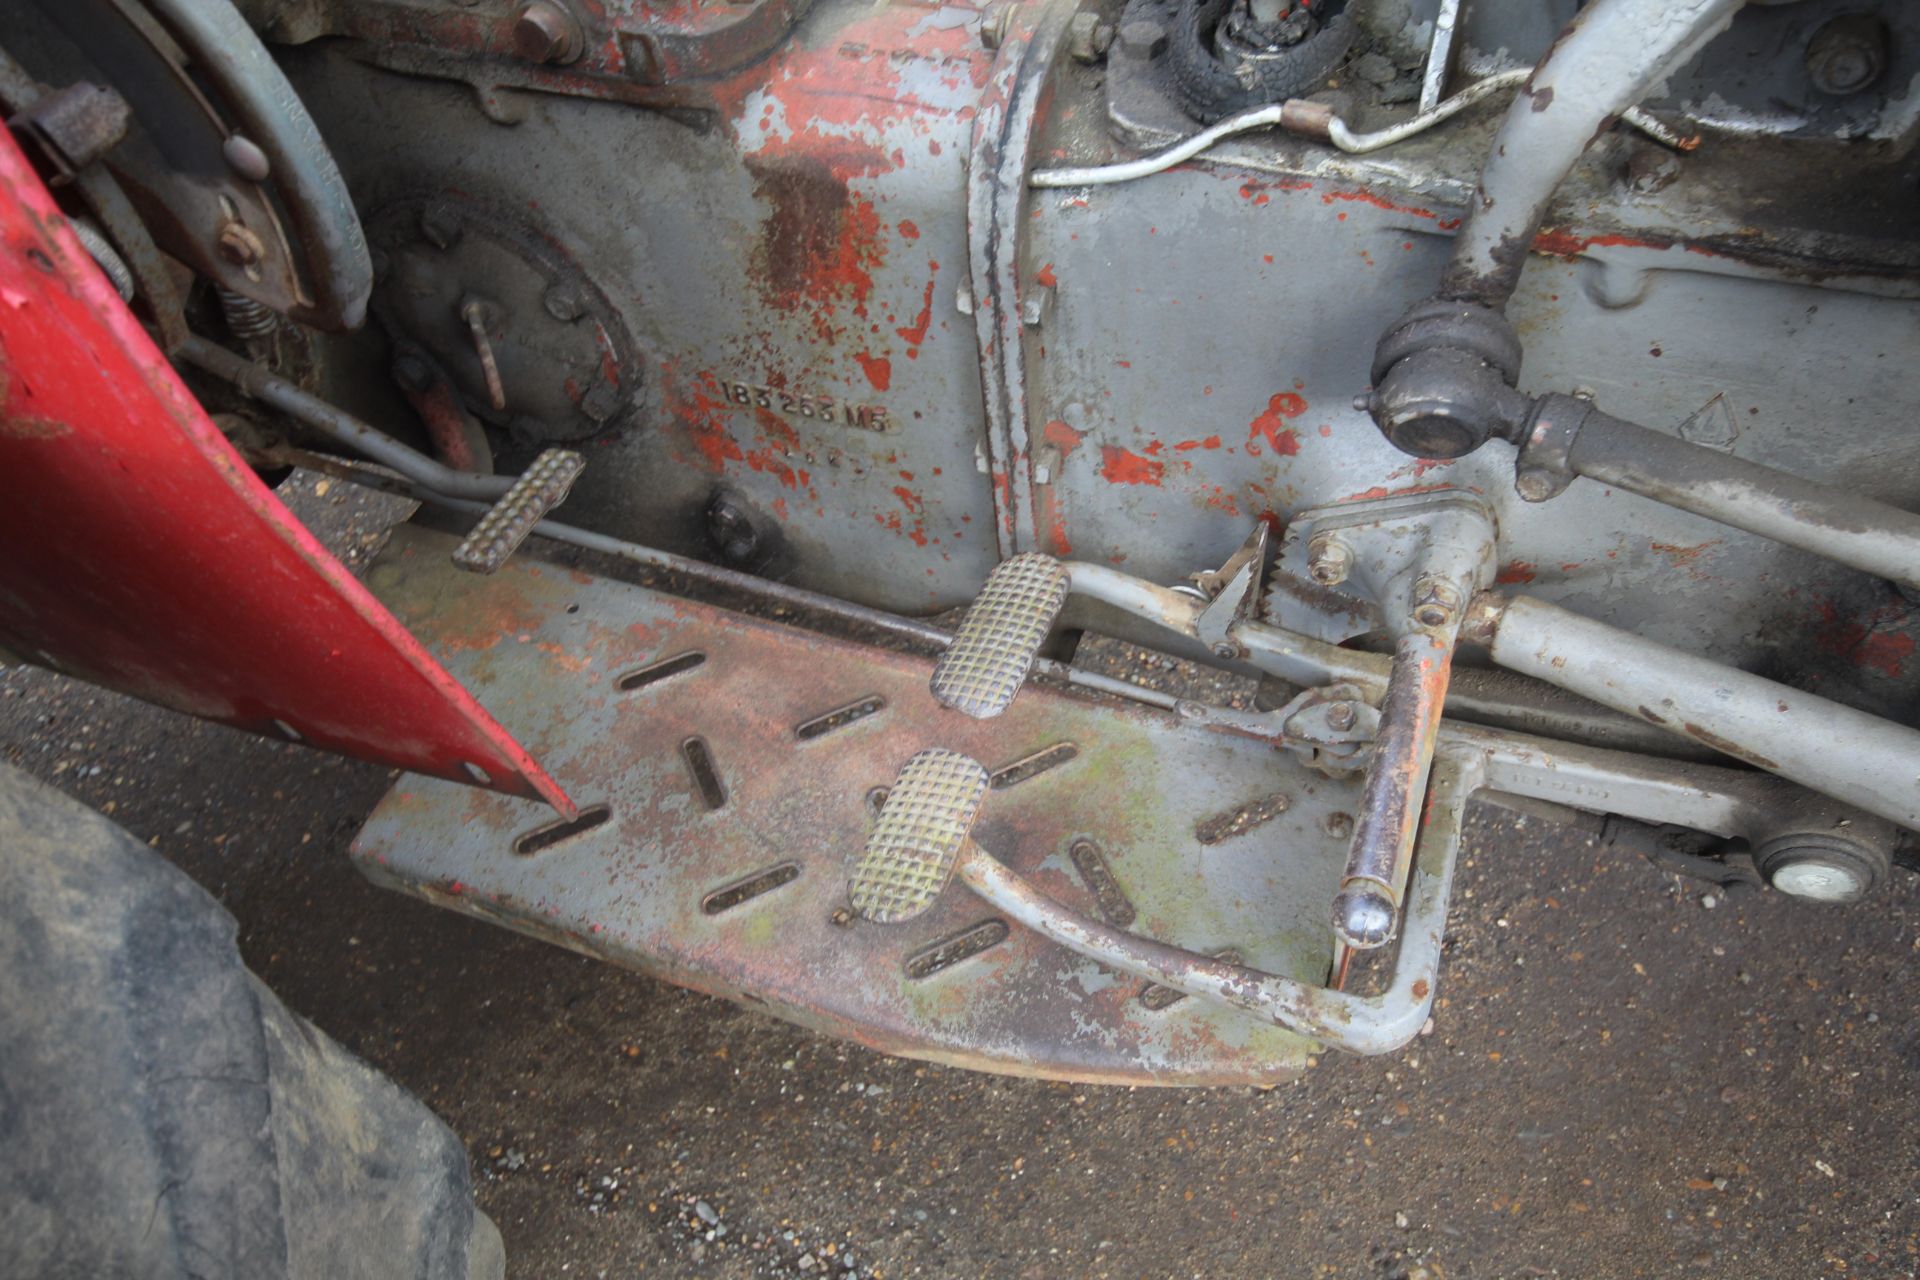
1682, 723, 1780, 771
1637, 705, 1668, 725
1195, 792, 1292, 845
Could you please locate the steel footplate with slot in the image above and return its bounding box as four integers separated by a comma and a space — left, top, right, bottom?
353, 526, 1359, 1085
929, 553, 1070, 718
452, 448, 585, 574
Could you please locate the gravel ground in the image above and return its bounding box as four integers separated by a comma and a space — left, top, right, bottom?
2, 474, 1916, 1279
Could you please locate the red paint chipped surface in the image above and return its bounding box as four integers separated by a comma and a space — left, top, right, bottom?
1034, 263, 1057, 288
855, 351, 892, 391
1042, 418, 1085, 456
1099, 445, 1164, 486
1814, 599, 1915, 679
894, 265, 938, 352
1495, 561, 1537, 584
1174, 435, 1222, 452
897, 219, 920, 240
1248, 392, 1307, 456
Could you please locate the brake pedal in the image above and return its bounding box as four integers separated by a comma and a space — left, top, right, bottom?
452, 448, 585, 574
930, 554, 1070, 718
850, 748, 990, 924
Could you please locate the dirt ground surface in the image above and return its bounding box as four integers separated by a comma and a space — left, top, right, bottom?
3, 475, 1916, 1280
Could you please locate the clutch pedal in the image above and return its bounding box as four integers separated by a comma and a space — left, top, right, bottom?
850, 748, 990, 924
930, 553, 1070, 718
452, 448, 585, 574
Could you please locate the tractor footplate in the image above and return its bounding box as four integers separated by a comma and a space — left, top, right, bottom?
353, 526, 1360, 1085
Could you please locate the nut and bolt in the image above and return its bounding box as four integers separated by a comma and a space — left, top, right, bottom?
1211, 641, 1243, 660
1624, 145, 1680, 196
1410, 574, 1464, 629
1323, 701, 1357, 732
1116, 16, 1168, 59
391, 352, 434, 392
420, 205, 462, 250
1514, 467, 1558, 503
543, 283, 586, 322
1805, 14, 1887, 97
1068, 11, 1115, 63
222, 134, 272, 182
515, 0, 585, 64
1307, 532, 1353, 586
215, 219, 267, 268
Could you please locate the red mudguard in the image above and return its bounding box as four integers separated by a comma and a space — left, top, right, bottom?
0, 129, 574, 815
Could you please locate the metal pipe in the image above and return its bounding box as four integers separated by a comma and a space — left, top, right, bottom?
1540, 399, 1920, 593
1436, 0, 1742, 308
1065, 562, 1205, 631
1331, 630, 1455, 949
952, 749, 1477, 1056
177, 337, 513, 502
1472, 593, 1920, 831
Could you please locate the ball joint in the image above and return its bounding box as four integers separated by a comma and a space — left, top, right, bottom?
1365, 299, 1534, 461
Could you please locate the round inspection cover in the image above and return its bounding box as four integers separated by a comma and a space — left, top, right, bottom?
369, 195, 639, 447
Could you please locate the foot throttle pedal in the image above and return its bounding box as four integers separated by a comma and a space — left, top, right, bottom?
452, 448, 585, 575
930, 554, 1070, 718
850, 748, 990, 924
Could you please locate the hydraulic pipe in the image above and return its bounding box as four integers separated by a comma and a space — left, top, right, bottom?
178, 337, 513, 502
1470, 594, 1920, 831
1436, 0, 1742, 309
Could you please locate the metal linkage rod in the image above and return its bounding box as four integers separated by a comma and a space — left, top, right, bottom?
1331, 630, 1455, 949
1436, 0, 1742, 310
1517, 394, 1920, 593
953, 749, 1478, 1055
179, 337, 513, 502
1469, 593, 1920, 832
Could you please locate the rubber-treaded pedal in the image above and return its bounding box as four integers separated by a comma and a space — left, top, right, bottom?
929, 554, 1069, 719
452, 448, 585, 574
850, 749, 990, 924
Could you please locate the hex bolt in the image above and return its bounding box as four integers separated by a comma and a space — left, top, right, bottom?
1410, 574, 1463, 630
581, 381, 622, 423
1211, 641, 1242, 660
222, 134, 271, 182
1307, 532, 1353, 586
543, 283, 585, 322
1805, 14, 1887, 97
216, 219, 266, 268
1514, 468, 1558, 503
1116, 16, 1168, 58
1324, 701, 1357, 732
1068, 12, 1114, 64
391, 351, 433, 392
515, 0, 584, 65
419, 206, 462, 250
